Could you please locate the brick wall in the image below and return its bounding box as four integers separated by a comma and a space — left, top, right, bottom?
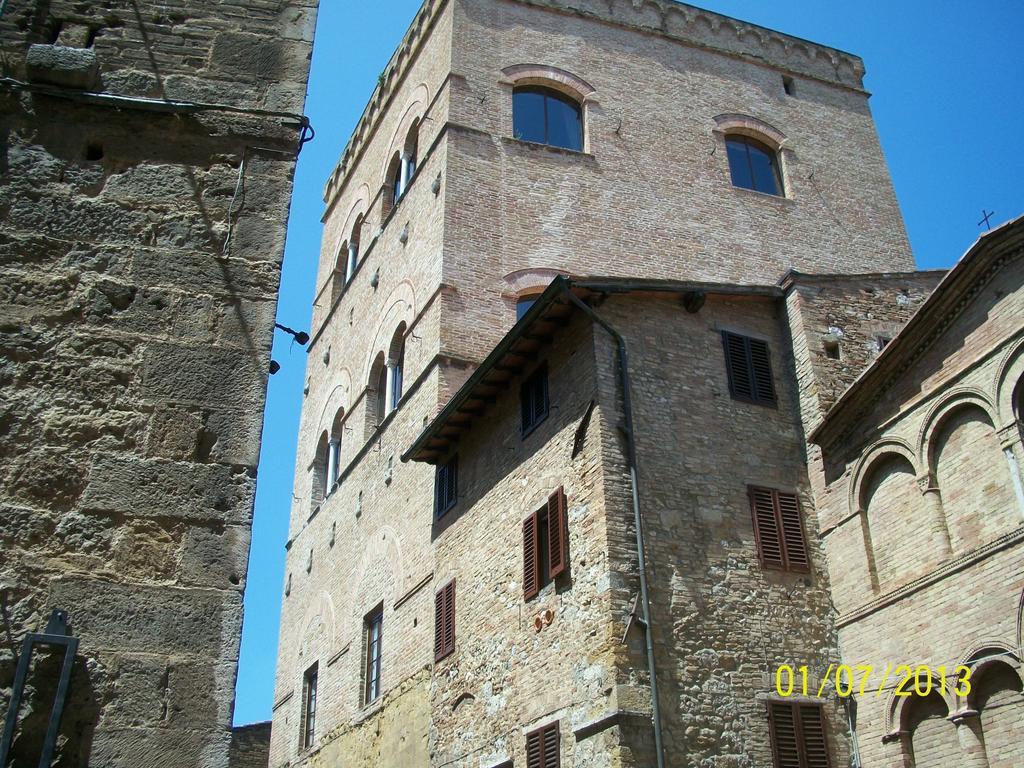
0, 1, 315, 765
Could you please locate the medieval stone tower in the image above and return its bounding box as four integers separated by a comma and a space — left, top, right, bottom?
268, 0, 942, 766
0, 1, 316, 766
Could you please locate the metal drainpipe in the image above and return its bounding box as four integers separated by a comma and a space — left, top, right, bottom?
562, 289, 666, 768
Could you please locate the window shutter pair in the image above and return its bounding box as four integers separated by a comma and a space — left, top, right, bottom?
523, 487, 568, 600
434, 455, 457, 518
525, 721, 560, 768
768, 702, 830, 768
749, 487, 809, 572
722, 331, 776, 405
434, 580, 455, 662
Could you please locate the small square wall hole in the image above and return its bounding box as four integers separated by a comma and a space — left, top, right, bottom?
85, 143, 104, 161
782, 76, 795, 96
823, 340, 840, 360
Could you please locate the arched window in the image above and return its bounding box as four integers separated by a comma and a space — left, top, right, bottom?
512, 86, 583, 152
905, 692, 959, 765
725, 135, 783, 196
973, 659, 1024, 766
345, 215, 362, 284
388, 323, 406, 411
327, 409, 344, 492
386, 153, 402, 209
312, 431, 330, 504
404, 120, 419, 183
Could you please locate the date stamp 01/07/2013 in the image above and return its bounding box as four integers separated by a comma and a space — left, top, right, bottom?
774, 663, 974, 699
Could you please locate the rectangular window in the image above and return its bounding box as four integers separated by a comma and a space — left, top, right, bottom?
722, 331, 776, 406
768, 701, 831, 768
300, 662, 318, 750
523, 487, 568, 600
748, 486, 810, 572
434, 579, 456, 662
521, 364, 550, 437
526, 721, 560, 768
363, 605, 383, 705
434, 455, 458, 519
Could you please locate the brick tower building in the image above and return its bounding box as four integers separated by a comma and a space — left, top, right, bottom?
272, 1, 1023, 767
0, 1, 316, 766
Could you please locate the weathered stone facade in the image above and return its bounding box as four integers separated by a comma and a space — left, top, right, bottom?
269, 1, 956, 767
0, 1, 316, 765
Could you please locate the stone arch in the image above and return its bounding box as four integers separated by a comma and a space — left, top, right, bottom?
343, 524, 405, 642
929, 399, 1017, 552
503, 267, 569, 296
901, 689, 960, 766
361, 280, 417, 387
960, 647, 1024, 768
858, 449, 925, 589
297, 590, 338, 669
993, 335, 1024, 426
314, 376, 352, 442
500, 64, 596, 103
712, 113, 788, 150
848, 438, 919, 516
380, 83, 429, 179
917, 388, 998, 470
957, 643, 1023, 708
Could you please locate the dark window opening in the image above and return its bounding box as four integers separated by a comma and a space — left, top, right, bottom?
523, 487, 568, 600
725, 135, 783, 196
513, 86, 582, 152
526, 721, 561, 768
749, 486, 810, 573
823, 340, 840, 360
782, 75, 796, 96
521, 364, 549, 437
768, 701, 831, 768
434, 455, 457, 519
876, 335, 892, 352
434, 579, 455, 662
363, 605, 383, 705
300, 663, 318, 750
517, 295, 540, 320
722, 331, 776, 406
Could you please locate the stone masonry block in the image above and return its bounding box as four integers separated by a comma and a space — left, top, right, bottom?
140, 342, 266, 407
25, 44, 99, 89
80, 454, 255, 524
49, 578, 242, 657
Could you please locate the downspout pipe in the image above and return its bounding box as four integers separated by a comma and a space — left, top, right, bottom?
562, 288, 666, 768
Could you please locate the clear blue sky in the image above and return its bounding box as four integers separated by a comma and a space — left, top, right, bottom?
233, 0, 1024, 725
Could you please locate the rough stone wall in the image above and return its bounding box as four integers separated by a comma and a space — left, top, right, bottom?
229, 722, 272, 768
808, 247, 1024, 766
0, 1, 315, 766
595, 293, 849, 767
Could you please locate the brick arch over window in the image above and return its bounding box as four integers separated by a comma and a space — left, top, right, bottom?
314, 377, 352, 443
955, 646, 1024, 768
712, 113, 787, 149
297, 591, 338, 672
929, 401, 1017, 552
500, 64, 596, 102
361, 281, 417, 387
331, 193, 369, 299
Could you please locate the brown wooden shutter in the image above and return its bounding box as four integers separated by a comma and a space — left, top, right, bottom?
749, 486, 784, 569
434, 580, 456, 661
723, 331, 754, 400
523, 513, 540, 600
526, 722, 559, 768
748, 337, 777, 404
547, 487, 568, 579
777, 491, 809, 572
526, 728, 542, 768
443, 580, 455, 657
768, 702, 801, 768
433, 587, 444, 660
798, 704, 830, 768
